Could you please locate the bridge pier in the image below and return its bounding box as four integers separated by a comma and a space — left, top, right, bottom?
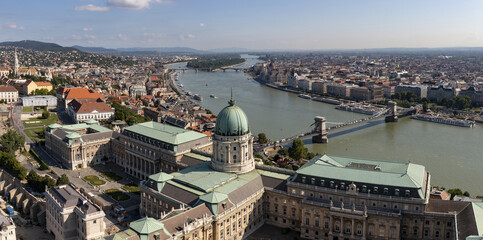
312, 116, 328, 143
385, 101, 398, 122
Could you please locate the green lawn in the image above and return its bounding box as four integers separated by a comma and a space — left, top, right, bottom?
105, 189, 130, 201
24, 127, 45, 142
23, 114, 59, 128
83, 175, 106, 186
22, 107, 33, 112
122, 184, 140, 194
101, 172, 123, 182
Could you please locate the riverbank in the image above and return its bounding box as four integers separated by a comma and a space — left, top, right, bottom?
162, 61, 187, 67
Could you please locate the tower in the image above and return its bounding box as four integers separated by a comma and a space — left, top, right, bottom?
385, 101, 398, 122
14, 48, 19, 77
312, 116, 328, 143
211, 97, 255, 174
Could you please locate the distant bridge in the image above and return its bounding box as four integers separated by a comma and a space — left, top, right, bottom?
275, 102, 416, 146
172, 67, 246, 73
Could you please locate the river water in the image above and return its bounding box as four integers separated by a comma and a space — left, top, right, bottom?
168, 54, 483, 196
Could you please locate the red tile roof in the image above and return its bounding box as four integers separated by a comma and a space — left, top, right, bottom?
65, 88, 104, 100
0, 85, 17, 92
68, 98, 113, 114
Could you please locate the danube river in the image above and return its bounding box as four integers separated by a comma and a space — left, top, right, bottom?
169, 54, 483, 196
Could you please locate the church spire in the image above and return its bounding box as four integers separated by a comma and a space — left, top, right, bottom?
228, 88, 235, 106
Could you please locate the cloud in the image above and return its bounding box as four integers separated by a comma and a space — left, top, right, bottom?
83, 27, 93, 32
3, 22, 25, 30
75, 4, 109, 12
179, 33, 195, 41
117, 34, 128, 41
199, 23, 205, 27
65, 35, 82, 40
83, 34, 97, 40
107, 0, 171, 10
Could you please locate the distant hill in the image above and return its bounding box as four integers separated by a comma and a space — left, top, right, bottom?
72, 45, 206, 56
72, 45, 119, 54
0, 40, 80, 52
210, 47, 251, 53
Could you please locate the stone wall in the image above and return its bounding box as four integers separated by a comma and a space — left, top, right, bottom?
0, 170, 46, 225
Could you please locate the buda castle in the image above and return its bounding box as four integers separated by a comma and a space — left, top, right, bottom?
100, 98, 483, 240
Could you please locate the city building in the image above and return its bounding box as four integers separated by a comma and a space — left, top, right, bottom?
102, 98, 482, 240
0, 67, 10, 78
67, 98, 114, 123
118, 121, 212, 180
21, 95, 57, 108
395, 85, 428, 98
427, 85, 458, 101
327, 83, 352, 98
0, 212, 16, 240
44, 121, 114, 170
22, 80, 53, 95
45, 184, 106, 240
0, 86, 18, 103
459, 87, 483, 106
57, 87, 104, 108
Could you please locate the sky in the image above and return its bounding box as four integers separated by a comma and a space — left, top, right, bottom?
0, 0, 482, 50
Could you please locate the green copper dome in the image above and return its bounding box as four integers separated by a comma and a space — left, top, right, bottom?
215, 98, 249, 136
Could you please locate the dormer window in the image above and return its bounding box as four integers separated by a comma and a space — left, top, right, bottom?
311, 178, 315, 185
395, 189, 400, 196
301, 176, 306, 183
405, 190, 411, 197
320, 180, 325, 186
383, 188, 389, 195
362, 185, 367, 192
373, 187, 378, 193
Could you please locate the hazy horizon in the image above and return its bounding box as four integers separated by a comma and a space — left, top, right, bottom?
1, 0, 483, 50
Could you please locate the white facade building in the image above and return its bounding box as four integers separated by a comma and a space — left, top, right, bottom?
45, 185, 106, 240
0, 86, 18, 103
22, 95, 58, 108
0, 213, 16, 240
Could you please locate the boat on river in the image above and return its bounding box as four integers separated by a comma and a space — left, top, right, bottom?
194, 94, 203, 101
210, 94, 217, 99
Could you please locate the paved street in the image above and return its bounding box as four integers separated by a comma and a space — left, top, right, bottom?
34, 145, 141, 223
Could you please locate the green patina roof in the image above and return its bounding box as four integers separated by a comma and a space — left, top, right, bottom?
200, 191, 228, 203
60, 123, 112, 133
184, 152, 211, 162
130, 217, 166, 235
124, 121, 207, 145
215, 99, 249, 136
111, 229, 138, 240
66, 132, 81, 139
48, 123, 62, 129
297, 154, 427, 191
149, 172, 173, 182
472, 202, 483, 236
171, 162, 237, 193
85, 119, 99, 124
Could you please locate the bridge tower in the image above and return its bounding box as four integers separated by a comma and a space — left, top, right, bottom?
312, 116, 328, 143
385, 101, 398, 122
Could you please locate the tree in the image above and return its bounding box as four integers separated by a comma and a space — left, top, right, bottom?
277, 148, 289, 157
0, 151, 27, 179
288, 139, 308, 160
42, 110, 50, 119
56, 174, 69, 186
258, 133, 268, 144
0, 129, 25, 154
32, 88, 49, 96
422, 102, 428, 113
